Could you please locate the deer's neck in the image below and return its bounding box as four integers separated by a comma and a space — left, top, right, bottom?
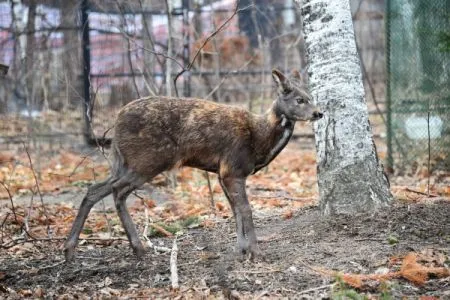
252, 102, 295, 166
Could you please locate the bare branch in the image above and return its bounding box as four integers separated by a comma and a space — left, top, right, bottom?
0, 181, 19, 226
129, 41, 185, 70
115, 0, 141, 98
173, 1, 252, 96
205, 57, 256, 99
23, 143, 52, 238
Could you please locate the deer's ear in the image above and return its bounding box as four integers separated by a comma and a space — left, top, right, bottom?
272, 69, 290, 94
291, 69, 302, 81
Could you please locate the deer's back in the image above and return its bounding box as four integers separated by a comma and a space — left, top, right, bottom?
114, 97, 255, 177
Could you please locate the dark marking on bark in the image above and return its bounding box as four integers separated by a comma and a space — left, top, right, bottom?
321, 15, 333, 23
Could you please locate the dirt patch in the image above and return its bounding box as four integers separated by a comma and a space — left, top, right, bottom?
1, 200, 449, 299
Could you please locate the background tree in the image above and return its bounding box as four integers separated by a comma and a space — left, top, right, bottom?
297, 0, 392, 214
61, 0, 82, 108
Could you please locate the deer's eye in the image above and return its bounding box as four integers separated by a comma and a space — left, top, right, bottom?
296, 98, 306, 104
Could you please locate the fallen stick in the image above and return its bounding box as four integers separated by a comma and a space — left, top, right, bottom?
38, 260, 65, 270
0, 237, 128, 249
170, 238, 179, 290
145, 238, 171, 253
142, 207, 171, 253
231, 268, 281, 274
405, 187, 438, 197
296, 284, 334, 295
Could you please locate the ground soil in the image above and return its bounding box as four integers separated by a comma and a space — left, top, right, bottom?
1, 200, 449, 299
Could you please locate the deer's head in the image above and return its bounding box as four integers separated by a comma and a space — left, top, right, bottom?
272, 69, 323, 122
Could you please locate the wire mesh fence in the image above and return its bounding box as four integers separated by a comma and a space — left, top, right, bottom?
0, 0, 388, 154
0, 0, 307, 149
386, 0, 450, 174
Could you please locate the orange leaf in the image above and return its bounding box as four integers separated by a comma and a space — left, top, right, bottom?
282, 210, 293, 220
215, 202, 226, 211
399, 252, 450, 286
143, 199, 156, 208
150, 223, 173, 237
342, 274, 363, 289
201, 219, 216, 228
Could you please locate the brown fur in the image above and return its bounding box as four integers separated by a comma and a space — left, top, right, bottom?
114, 97, 288, 178
63, 69, 323, 261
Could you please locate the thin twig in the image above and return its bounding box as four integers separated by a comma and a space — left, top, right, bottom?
38, 260, 65, 271
231, 268, 281, 274
129, 41, 185, 70
142, 205, 171, 253
358, 45, 386, 125
173, 1, 252, 96
0, 236, 128, 249
66, 148, 98, 177
1, 212, 10, 244
86, 85, 114, 172
296, 284, 334, 296
24, 190, 35, 233
252, 195, 316, 202
405, 187, 437, 198
0, 183, 38, 244
205, 57, 256, 100
116, 1, 140, 98
23, 143, 51, 238
0, 181, 19, 225
138, 0, 163, 69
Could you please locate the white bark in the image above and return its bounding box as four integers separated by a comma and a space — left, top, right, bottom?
296, 0, 392, 214
12, 0, 27, 60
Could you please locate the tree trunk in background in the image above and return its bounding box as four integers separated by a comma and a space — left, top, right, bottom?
297, 0, 392, 214
25, 0, 36, 109
61, 0, 81, 108
164, 0, 173, 97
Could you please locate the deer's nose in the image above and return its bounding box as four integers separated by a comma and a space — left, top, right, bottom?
313, 111, 323, 119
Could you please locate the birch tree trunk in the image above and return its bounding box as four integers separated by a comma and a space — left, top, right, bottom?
296, 0, 392, 214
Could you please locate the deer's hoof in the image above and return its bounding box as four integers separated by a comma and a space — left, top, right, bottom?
133, 246, 146, 259
249, 245, 264, 261
64, 246, 75, 262
235, 242, 262, 261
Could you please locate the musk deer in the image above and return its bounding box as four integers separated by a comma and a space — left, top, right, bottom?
64, 69, 323, 261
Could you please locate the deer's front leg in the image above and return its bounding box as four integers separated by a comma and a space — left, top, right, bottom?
221, 176, 260, 258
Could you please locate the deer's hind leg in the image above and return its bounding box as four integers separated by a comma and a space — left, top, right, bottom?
111, 171, 146, 258
64, 178, 114, 261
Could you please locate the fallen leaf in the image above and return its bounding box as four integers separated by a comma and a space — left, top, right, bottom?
282, 210, 293, 220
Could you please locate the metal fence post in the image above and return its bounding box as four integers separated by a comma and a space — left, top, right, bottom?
385, 0, 393, 172
81, 0, 92, 144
